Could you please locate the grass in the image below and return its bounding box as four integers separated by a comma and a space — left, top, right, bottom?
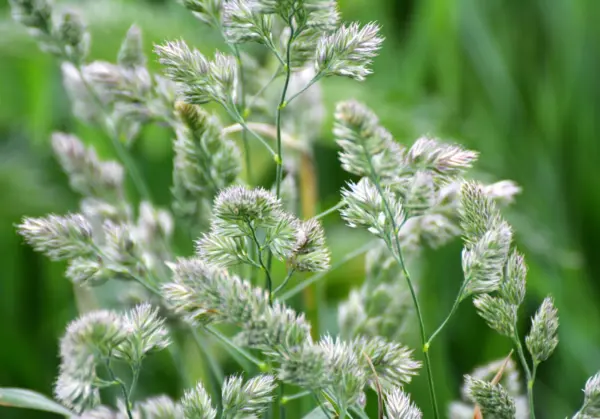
1, 0, 599, 417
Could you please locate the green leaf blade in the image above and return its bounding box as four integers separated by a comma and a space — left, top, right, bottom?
0, 388, 72, 416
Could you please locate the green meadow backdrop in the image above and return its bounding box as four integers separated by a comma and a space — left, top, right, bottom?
1, 0, 600, 417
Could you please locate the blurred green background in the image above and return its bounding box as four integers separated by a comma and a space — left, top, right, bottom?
1, 0, 600, 417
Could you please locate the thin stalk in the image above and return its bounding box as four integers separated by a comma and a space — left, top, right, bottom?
384, 230, 439, 419
314, 201, 344, 220
279, 241, 374, 301
246, 220, 274, 305
426, 281, 469, 346
204, 326, 265, 369
105, 358, 133, 419
362, 352, 384, 419
280, 390, 311, 404
274, 18, 295, 199
529, 363, 538, 418
246, 66, 283, 112
362, 152, 439, 418
285, 74, 323, 106
128, 363, 140, 399
513, 332, 535, 419
233, 46, 253, 184
228, 107, 277, 157
273, 269, 295, 296
266, 39, 286, 66
222, 122, 308, 153
74, 66, 152, 202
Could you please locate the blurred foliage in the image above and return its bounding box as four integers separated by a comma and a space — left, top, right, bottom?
1, 0, 600, 417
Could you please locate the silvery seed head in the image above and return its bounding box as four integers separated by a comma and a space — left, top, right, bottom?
341, 178, 405, 241
66, 258, 110, 286
484, 180, 521, 206
460, 181, 503, 246
181, 381, 217, 419
118, 25, 146, 68
385, 388, 422, 419
213, 185, 282, 228
575, 371, 600, 418
222, 0, 273, 45
461, 222, 513, 298
115, 303, 171, 365
196, 234, 253, 268
54, 358, 100, 414
315, 22, 383, 81
500, 250, 527, 306
404, 171, 435, 217
10, 0, 52, 33
319, 335, 367, 406
473, 294, 517, 337
205, 187, 304, 265
162, 258, 268, 327
466, 357, 522, 397
221, 374, 277, 418
451, 358, 528, 419
303, 0, 340, 30
274, 343, 331, 390
172, 102, 240, 228
525, 297, 559, 363
52, 132, 125, 202
290, 218, 331, 272
354, 336, 421, 390
405, 137, 478, 177
334, 100, 403, 180
62, 310, 127, 358
55, 310, 127, 412
155, 40, 237, 106
242, 302, 312, 349
102, 221, 140, 270
464, 376, 516, 419
18, 214, 94, 261
182, 0, 223, 27
130, 395, 183, 419
255, 0, 339, 28
54, 11, 89, 64
266, 212, 299, 261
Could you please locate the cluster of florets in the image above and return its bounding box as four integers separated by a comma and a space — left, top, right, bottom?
162, 257, 421, 413
197, 185, 330, 272
55, 304, 170, 412
11, 1, 594, 419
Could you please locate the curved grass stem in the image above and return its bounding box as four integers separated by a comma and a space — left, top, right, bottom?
273, 269, 295, 296
362, 149, 440, 418
274, 19, 295, 199
232, 46, 253, 184
513, 331, 536, 419
105, 358, 133, 419
426, 281, 469, 346
314, 201, 344, 220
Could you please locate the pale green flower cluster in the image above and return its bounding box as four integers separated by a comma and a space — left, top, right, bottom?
8, 1, 591, 419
